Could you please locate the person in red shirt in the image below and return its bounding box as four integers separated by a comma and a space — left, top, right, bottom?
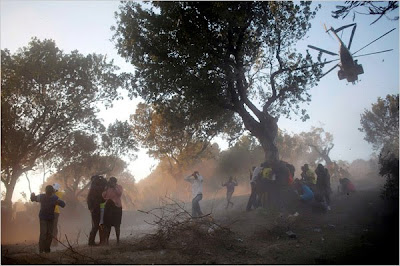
102, 177, 123, 245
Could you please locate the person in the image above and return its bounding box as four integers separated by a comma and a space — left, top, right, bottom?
300, 164, 316, 189
270, 160, 291, 212
51, 183, 64, 246
222, 176, 238, 209
286, 163, 295, 186
87, 175, 107, 246
246, 164, 265, 211
102, 177, 123, 245
184, 171, 204, 217
312, 193, 329, 213
315, 164, 331, 211
339, 177, 356, 195
31, 185, 66, 253
293, 179, 314, 203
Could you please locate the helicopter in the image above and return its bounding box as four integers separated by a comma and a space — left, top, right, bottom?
308, 23, 396, 83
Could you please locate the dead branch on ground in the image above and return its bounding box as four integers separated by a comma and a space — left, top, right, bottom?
135, 196, 237, 255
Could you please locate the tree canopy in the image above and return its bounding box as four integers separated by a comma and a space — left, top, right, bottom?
1, 38, 133, 204
113, 1, 323, 163
299, 127, 335, 166
359, 94, 399, 155
130, 103, 220, 180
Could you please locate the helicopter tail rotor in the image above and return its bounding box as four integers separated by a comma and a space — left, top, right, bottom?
323, 23, 335, 40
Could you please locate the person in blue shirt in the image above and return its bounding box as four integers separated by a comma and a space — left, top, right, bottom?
31, 185, 66, 253
293, 179, 314, 202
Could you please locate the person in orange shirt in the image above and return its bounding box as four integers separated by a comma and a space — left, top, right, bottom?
102, 177, 123, 245
52, 183, 64, 246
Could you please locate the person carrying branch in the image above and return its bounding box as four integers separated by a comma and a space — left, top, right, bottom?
31, 185, 66, 253
222, 176, 238, 209
184, 171, 204, 218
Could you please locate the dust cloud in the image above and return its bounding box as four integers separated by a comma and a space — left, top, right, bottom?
1, 157, 384, 246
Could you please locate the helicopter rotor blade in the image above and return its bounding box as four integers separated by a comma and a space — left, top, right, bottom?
348, 24, 357, 50
333, 23, 357, 34
353, 28, 396, 55
320, 64, 339, 78
353, 49, 393, 58
307, 45, 338, 56
316, 58, 340, 66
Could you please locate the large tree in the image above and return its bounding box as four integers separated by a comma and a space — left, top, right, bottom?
299, 127, 335, 166
1, 38, 131, 204
360, 94, 399, 200
359, 94, 399, 155
113, 2, 323, 165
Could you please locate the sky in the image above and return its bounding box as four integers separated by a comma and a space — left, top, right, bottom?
1, 1, 399, 202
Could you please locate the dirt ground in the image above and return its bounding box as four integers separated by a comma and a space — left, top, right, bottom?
1, 176, 399, 265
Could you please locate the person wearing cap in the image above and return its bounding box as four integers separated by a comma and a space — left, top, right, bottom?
184, 171, 204, 217
31, 185, 65, 253
52, 183, 64, 246
102, 177, 123, 245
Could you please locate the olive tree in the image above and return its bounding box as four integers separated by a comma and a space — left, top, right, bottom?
113, 2, 322, 166
1, 38, 132, 205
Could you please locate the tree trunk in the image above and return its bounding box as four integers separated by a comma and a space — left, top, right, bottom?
4, 170, 21, 206
254, 116, 280, 164
322, 154, 332, 166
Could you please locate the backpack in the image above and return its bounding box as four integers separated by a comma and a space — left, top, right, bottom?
261, 167, 275, 180
306, 169, 316, 184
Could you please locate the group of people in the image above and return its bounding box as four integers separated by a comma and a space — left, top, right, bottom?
245, 161, 356, 214
87, 175, 123, 246
295, 163, 332, 211
30, 175, 124, 253
246, 160, 294, 212
30, 163, 355, 253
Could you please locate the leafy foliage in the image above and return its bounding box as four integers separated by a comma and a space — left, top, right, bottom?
130, 103, 220, 180
1, 38, 132, 203
332, 1, 399, 24
359, 94, 399, 154
113, 2, 323, 162
359, 94, 399, 201
216, 135, 263, 180
101, 120, 138, 160
299, 127, 334, 165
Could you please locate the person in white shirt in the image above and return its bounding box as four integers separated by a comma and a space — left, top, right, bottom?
184, 171, 204, 217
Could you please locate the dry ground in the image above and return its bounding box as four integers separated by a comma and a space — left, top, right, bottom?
1, 176, 399, 264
